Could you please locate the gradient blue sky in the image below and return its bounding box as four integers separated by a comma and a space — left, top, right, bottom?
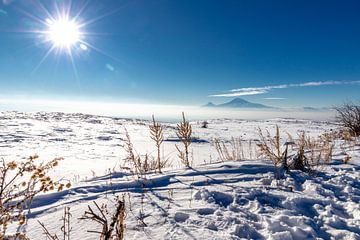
0, 0, 360, 107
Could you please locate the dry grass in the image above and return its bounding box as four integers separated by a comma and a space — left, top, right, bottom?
149, 115, 164, 173
214, 137, 244, 162
295, 132, 334, 168
175, 112, 192, 168
214, 137, 259, 162
257, 125, 285, 178
123, 128, 168, 178
0, 155, 69, 238
256, 126, 336, 177
334, 128, 359, 163
291, 132, 309, 170
122, 129, 150, 177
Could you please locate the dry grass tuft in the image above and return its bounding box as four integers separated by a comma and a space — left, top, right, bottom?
296, 132, 334, 168
257, 124, 338, 178
257, 125, 287, 178
214, 137, 244, 162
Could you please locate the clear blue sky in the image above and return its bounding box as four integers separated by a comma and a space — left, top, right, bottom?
0, 0, 360, 107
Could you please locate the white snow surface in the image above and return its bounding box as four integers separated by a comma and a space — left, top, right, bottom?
1, 111, 359, 240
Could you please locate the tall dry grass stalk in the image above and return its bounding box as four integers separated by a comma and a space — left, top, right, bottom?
123, 129, 148, 178
0, 155, 69, 237
175, 112, 192, 168
123, 129, 167, 177
149, 115, 164, 173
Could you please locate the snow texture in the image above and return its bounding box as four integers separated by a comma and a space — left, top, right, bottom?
1, 111, 359, 239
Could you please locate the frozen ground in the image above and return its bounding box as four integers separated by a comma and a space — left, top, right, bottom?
1, 111, 359, 239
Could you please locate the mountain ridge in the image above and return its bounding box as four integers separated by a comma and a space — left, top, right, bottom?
203, 98, 273, 109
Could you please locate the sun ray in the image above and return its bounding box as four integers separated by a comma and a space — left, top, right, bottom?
66, 46, 84, 92
67, 46, 78, 79
15, 7, 49, 26
78, 40, 122, 63
31, 44, 57, 74
75, 0, 136, 29
72, 0, 90, 22
33, 0, 56, 23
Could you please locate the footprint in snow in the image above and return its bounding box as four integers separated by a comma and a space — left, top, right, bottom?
174, 212, 189, 222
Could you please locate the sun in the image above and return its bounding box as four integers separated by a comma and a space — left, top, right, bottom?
46, 18, 81, 48
17, 0, 119, 75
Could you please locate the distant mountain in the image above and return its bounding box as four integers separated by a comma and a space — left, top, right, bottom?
202, 98, 273, 109
302, 107, 318, 111
301, 106, 332, 112
203, 102, 216, 107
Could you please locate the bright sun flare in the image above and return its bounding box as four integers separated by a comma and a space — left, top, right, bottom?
47, 18, 81, 48
22, 1, 111, 74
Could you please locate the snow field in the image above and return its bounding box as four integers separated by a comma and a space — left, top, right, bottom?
1, 111, 359, 239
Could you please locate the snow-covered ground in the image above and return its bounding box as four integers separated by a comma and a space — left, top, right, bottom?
1, 111, 359, 239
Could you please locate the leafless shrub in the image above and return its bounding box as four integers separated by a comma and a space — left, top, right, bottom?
175, 112, 192, 168
214, 137, 243, 162
335, 102, 360, 136
80, 196, 126, 240
149, 115, 164, 173
0, 155, 69, 238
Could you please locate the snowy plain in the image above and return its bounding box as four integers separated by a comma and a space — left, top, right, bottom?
1, 111, 359, 239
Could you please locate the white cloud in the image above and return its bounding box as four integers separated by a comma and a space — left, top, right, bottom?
210, 80, 360, 97
263, 97, 286, 100
210, 90, 267, 97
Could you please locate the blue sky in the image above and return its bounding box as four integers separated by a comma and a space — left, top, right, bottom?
0, 0, 360, 107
